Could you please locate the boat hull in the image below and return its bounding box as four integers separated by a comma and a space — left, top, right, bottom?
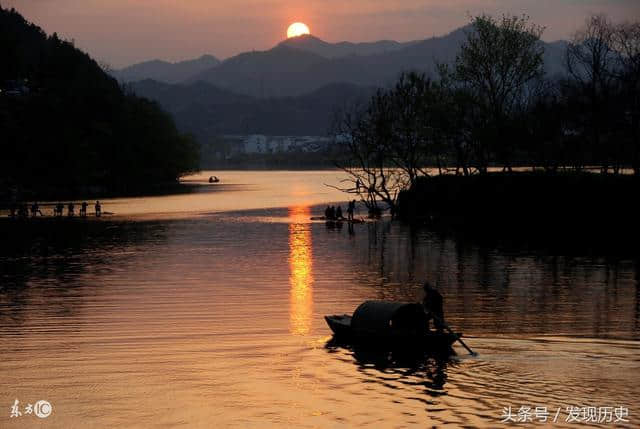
324, 314, 458, 354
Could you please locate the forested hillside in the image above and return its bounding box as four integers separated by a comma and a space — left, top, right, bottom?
0, 6, 199, 198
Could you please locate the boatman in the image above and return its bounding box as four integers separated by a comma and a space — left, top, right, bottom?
422, 282, 445, 333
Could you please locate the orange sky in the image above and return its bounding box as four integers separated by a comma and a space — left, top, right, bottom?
4, 0, 639, 68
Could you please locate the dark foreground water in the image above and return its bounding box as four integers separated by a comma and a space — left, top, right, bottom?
1, 172, 639, 428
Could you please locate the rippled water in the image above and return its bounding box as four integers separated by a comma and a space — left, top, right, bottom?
1, 171, 639, 428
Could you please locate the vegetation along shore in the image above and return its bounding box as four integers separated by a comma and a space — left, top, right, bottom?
331, 14, 639, 241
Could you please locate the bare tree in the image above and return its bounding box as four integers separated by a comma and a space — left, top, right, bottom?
387, 72, 449, 184
445, 14, 545, 172
612, 21, 640, 174
98, 60, 113, 75
566, 14, 618, 172
331, 92, 407, 217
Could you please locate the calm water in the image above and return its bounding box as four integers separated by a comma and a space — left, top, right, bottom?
1, 171, 639, 428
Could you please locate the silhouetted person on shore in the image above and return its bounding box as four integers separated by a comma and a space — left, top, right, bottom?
68, 202, 75, 217
325, 206, 336, 220
347, 200, 355, 221
18, 203, 28, 218
355, 179, 361, 190
422, 282, 445, 333
95, 200, 102, 217
80, 201, 88, 217
336, 205, 343, 219
56, 202, 64, 217
31, 202, 43, 217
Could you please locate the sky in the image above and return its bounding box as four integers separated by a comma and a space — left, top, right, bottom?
4, 0, 639, 68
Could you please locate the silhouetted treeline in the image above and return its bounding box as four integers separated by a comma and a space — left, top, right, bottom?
0, 7, 199, 198
333, 14, 640, 214
397, 172, 640, 245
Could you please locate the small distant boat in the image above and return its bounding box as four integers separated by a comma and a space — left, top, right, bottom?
209, 176, 220, 183
325, 301, 459, 354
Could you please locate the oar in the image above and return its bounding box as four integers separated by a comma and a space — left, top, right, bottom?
432, 314, 477, 356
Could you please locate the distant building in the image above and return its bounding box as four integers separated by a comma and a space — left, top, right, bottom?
244, 134, 269, 153
1, 79, 30, 96
242, 134, 331, 154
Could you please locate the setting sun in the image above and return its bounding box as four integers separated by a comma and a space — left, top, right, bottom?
287, 22, 310, 38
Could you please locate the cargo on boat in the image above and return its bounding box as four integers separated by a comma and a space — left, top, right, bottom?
325, 300, 459, 354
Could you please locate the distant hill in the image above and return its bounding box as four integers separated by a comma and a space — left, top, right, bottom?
278, 34, 417, 58
0, 6, 198, 195
130, 80, 375, 137
130, 24, 569, 140
189, 27, 568, 97
187, 45, 328, 98
112, 54, 220, 83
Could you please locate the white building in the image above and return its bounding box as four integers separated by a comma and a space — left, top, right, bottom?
244, 134, 269, 153
242, 135, 332, 154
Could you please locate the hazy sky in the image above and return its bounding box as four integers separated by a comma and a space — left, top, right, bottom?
4, 0, 639, 68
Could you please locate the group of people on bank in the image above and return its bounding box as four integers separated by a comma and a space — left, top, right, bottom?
324, 200, 357, 221
8, 200, 102, 218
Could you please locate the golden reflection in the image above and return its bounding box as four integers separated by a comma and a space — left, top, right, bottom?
288, 205, 314, 335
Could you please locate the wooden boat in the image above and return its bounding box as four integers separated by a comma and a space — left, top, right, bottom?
325, 301, 459, 354
325, 314, 353, 337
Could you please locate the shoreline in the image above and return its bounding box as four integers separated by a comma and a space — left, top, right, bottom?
398, 171, 640, 250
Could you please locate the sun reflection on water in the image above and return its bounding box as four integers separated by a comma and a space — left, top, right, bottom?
288, 206, 314, 335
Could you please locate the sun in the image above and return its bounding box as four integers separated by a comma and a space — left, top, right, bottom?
287, 22, 310, 39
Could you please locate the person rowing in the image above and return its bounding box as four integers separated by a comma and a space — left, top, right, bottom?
422, 281, 477, 356
422, 282, 445, 333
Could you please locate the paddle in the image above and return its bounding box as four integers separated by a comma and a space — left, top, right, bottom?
432, 314, 477, 356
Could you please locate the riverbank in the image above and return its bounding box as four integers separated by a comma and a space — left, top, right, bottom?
0, 179, 201, 208
397, 172, 640, 247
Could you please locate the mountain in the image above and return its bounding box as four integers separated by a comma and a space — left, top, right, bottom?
117, 25, 567, 97
187, 45, 328, 98
130, 80, 375, 137
189, 26, 566, 97
278, 34, 417, 58
542, 40, 569, 77
187, 29, 464, 97
112, 54, 220, 83
128, 25, 570, 149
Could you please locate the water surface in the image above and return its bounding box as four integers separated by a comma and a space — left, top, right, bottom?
1, 171, 638, 428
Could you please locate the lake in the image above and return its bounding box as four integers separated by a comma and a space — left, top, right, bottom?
1, 170, 638, 428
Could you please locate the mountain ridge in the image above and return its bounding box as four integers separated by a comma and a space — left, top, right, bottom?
277, 34, 419, 58
186, 25, 567, 97
130, 79, 375, 137
115, 27, 567, 96
112, 54, 220, 83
